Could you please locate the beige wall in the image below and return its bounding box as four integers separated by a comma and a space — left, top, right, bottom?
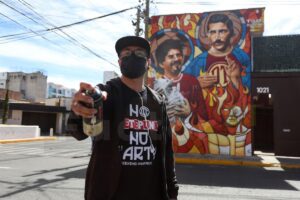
46, 98, 72, 110
7, 110, 22, 125
8, 72, 47, 103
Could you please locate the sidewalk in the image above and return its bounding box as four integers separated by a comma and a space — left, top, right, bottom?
1, 136, 299, 169
175, 151, 300, 169
0, 136, 57, 144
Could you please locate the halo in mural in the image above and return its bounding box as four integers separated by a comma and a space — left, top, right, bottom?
196, 11, 247, 51
149, 28, 194, 73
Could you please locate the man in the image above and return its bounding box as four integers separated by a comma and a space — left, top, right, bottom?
151, 39, 209, 153
153, 39, 208, 122
183, 13, 251, 153
67, 36, 178, 200
184, 13, 251, 90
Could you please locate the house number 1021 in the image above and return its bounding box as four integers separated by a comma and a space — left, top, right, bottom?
256, 87, 269, 94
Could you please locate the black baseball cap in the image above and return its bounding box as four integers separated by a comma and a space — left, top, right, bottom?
115, 36, 150, 58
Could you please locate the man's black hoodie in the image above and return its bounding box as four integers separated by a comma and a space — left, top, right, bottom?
67, 78, 178, 200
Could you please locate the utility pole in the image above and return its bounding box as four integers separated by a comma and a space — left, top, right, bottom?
135, 6, 141, 36
133, 0, 150, 38
144, 0, 150, 39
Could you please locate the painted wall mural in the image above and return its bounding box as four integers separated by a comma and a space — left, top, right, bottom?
147, 8, 264, 156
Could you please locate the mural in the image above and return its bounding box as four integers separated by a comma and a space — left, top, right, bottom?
147, 8, 264, 156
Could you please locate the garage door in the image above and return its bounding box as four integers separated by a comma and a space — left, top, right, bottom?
22, 112, 56, 136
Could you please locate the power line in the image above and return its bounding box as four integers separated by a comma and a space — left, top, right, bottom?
0, 6, 138, 39
17, 0, 121, 68
52, 6, 138, 30
12, 0, 119, 67
0, 1, 74, 50
0, 12, 57, 44
155, 0, 300, 5
0, 0, 136, 67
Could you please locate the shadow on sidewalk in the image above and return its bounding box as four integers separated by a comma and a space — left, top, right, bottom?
0, 165, 86, 198
176, 163, 300, 190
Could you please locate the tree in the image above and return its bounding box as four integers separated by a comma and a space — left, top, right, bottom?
2, 89, 9, 124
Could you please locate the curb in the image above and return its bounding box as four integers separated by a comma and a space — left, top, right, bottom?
175, 155, 300, 169
0, 136, 57, 144
175, 157, 280, 168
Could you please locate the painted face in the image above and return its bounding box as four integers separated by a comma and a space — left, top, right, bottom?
223, 106, 243, 126
160, 48, 183, 76
207, 22, 231, 52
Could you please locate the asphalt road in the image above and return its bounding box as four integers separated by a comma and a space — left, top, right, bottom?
1, 136, 300, 200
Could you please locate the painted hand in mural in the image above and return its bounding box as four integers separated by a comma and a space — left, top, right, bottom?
225, 56, 241, 88
153, 78, 173, 97
174, 98, 191, 117
198, 74, 218, 88
166, 98, 191, 123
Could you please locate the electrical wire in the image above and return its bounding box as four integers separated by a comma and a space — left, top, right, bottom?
12, 0, 120, 67
0, 0, 77, 53
0, 6, 138, 39
0, 0, 137, 67
0, 12, 57, 45
154, 0, 300, 5
18, 0, 125, 67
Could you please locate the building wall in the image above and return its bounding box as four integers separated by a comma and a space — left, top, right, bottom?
0, 72, 7, 89
45, 97, 72, 110
252, 72, 300, 156
7, 110, 22, 125
47, 82, 76, 98
0, 80, 6, 89
0, 89, 22, 100
7, 71, 47, 103
7, 72, 23, 92
45, 98, 72, 133
25, 72, 47, 102
0, 72, 7, 80
147, 8, 265, 156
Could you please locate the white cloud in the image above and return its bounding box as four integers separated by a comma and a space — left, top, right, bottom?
47, 75, 81, 90
0, 40, 118, 71
0, 66, 12, 72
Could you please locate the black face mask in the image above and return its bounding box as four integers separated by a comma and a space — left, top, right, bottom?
120, 54, 147, 79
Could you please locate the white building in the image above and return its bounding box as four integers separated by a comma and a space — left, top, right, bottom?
47, 82, 76, 98
103, 71, 119, 84
0, 72, 7, 89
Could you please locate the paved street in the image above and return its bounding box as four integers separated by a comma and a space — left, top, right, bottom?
1, 137, 300, 200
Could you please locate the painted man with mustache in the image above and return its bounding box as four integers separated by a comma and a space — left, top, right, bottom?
182, 13, 251, 139
184, 13, 251, 90
151, 39, 211, 153
153, 39, 208, 124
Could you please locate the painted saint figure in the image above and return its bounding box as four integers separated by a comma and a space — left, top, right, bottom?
151, 39, 210, 153
184, 13, 252, 155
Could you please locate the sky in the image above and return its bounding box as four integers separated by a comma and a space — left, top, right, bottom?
0, 0, 300, 90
